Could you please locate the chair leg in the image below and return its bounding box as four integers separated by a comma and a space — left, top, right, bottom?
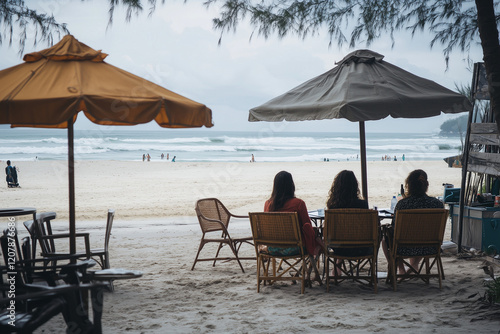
437, 256, 443, 289
326, 256, 330, 292
392, 257, 397, 291
438, 255, 445, 280
227, 241, 245, 273
300, 257, 305, 294
191, 239, 206, 271
257, 256, 261, 293
213, 242, 224, 267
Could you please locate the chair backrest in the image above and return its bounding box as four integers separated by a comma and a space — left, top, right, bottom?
248, 212, 303, 249
393, 209, 449, 248
31, 212, 58, 255
1, 229, 28, 285
195, 198, 231, 233
104, 209, 115, 250
24, 212, 57, 259
324, 209, 379, 248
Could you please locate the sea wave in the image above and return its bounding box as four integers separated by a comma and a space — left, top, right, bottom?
0, 129, 463, 162
122, 137, 212, 144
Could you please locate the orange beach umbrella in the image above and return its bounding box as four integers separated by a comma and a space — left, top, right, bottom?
0, 35, 213, 256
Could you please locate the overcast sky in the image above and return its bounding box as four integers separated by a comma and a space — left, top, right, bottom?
0, 0, 484, 133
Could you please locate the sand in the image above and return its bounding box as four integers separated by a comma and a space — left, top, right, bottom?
1, 159, 462, 221
1, 160, 499, 333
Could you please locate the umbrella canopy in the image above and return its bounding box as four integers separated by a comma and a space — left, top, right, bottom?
249, 49, 472, 200
0, 34, 213, 128
0, 35, 213, 256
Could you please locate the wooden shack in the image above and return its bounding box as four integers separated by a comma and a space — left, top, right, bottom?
453, 63, 500, 256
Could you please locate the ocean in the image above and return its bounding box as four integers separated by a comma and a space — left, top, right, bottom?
0, 128, 463, 163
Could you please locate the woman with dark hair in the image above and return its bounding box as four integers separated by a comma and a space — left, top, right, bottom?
383, 169, 444, 274
326, 170, 368, 209
396, 169, 443, 209
325, 170, 369, 274
264, 171, 323, 258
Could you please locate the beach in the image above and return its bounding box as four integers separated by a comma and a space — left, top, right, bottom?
2, 160, 499, 333
2, 159, 462, 221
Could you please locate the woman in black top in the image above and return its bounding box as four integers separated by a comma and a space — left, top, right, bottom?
327, 170, 368, 209
383, 169, 444, 274
326, 170, 369, 270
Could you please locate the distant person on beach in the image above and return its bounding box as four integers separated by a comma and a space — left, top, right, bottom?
250, 154, 255, 162
264, 171, 323, 257
381, 169, 444, 274
172, 156, 176, 162
143, 154, 146, 162
147, 153, 151, 162
5, 160, 19, 188
167, 153, 169, 160
402, 154, 405, 161
161, 153, 164, 160
394, 156, 397, 161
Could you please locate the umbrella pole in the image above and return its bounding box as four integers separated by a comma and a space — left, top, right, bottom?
359, 121, 368, 203
68, 120, 76, 261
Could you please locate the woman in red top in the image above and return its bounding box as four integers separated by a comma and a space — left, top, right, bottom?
264, 171, 323, 257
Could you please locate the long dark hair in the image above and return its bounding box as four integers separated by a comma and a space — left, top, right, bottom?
268, 171, 295, 211
326, 170, 362, 209
405, 169, 429, 197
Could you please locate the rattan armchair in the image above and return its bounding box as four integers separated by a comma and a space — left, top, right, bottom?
324, 209, 380, 293
249, 212, 308, 294
192, 198, 254, 273
388, 208, 449, 291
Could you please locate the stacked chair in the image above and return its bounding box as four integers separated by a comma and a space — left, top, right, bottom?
0, 228, 106, 333
23, 210, 115, 270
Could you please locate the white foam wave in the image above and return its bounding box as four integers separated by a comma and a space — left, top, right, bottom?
122, 137, 212, 144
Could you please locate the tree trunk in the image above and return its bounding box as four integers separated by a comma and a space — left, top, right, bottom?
475, 0, 500, 131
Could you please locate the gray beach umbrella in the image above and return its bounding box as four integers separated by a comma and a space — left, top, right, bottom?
249, 49, 472, 201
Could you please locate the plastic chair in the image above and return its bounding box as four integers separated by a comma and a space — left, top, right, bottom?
87, 209, 115, 269
25, 210, 115, 270
0, 230, 106, 333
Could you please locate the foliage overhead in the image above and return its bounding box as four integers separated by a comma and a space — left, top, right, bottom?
2, 0, 498, 63
0, 0, 69, 54
204, 0, 500, 65
0, 0, 165, 54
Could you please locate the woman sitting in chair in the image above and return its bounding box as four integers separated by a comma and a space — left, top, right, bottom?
382, 169, 444, 274
264, 171, 323, 258
326, 170, 370, 274
326, 170, 368, 210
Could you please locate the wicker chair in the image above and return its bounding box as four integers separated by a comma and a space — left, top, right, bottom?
388, 208, 449, 291
324, 209, 380, 293
249, 212, 308, 294
192, 198, 254, 273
